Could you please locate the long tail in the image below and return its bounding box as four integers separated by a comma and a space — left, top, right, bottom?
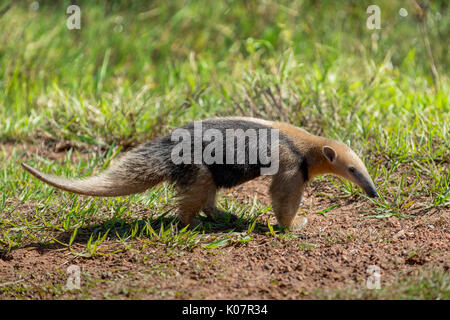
22, 148, 166, 197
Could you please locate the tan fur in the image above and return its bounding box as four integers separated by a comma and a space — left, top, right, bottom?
265, 121, 377, 230
271, 122, 328, 176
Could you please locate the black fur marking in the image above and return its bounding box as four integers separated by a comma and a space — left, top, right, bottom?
278, 136, 309, 182
155, 119, 308, 189
300, 158, 309, 182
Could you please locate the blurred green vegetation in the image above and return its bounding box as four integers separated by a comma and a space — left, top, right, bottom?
0, 0, 448, 145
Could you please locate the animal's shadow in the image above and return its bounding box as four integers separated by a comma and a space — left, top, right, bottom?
1, 212, 279, 256
57, 212, 274, 246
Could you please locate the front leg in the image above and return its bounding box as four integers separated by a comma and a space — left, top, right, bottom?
270, 170, 307, 231
202, 189, 237, 222
202, 188, 226, 218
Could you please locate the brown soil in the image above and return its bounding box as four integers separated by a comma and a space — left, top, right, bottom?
1, 174, 448, 299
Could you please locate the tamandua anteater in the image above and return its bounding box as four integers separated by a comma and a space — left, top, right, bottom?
22, 117, 378, 231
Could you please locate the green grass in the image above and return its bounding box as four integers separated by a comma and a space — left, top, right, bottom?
1, 142, 275, 254
0, 0, 448, 299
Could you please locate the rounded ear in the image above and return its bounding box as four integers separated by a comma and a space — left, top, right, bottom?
322, 146, 337, 163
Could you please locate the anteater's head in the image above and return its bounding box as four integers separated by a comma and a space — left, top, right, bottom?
321, 142, 378, 198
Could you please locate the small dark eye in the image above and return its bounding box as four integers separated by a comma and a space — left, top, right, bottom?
348, 167, 356, 173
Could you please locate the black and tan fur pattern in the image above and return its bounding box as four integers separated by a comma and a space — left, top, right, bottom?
22, 117, 378, 230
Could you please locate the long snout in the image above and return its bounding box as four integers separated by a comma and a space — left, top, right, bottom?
349, 169, 378, 198
363, 183, 378, 198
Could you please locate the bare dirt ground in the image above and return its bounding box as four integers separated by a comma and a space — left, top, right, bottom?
0, 143, 449, 299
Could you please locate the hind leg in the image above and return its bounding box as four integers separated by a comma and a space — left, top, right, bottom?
270, 170, 307, 231
176, 168, 217, 227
